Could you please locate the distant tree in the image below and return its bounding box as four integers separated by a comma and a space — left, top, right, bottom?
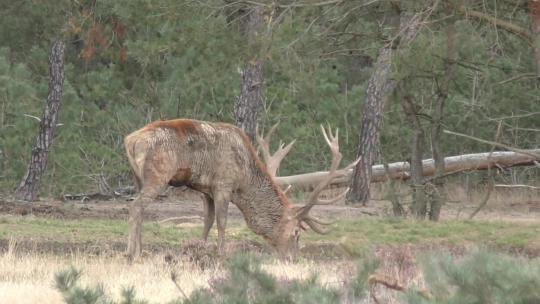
230, 4, 271, 143
14, 40, 65, 201
400, 87, 427, 217
347, 6, 429, 205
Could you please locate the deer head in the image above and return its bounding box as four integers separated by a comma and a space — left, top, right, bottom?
262, 125, 358, 259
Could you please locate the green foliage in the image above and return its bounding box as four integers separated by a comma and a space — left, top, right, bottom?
406, 249, 540, 304
55, 266, 108, 304
0, 1, 538, 195
347, 252, 380, 301
190, 254, 299, 303
53, 250, 540, 303
55, 253, 371, 304
55, 266, 147, 304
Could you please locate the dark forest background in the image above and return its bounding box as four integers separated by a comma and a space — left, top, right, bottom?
0, 0, 538, 195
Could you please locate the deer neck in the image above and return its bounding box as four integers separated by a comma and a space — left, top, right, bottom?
232, 170, 290, 244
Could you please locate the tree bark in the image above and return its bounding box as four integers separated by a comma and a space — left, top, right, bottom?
429, 23, 455, 221
401, 94, 427, 218
429, 100, 445, 220
14, 41, 66, 201
454, 3, 540, 77
383, 161, 404, 217
276, 150, 540, 189
346, 46, 393, 205
234, 58, 263, 142
347, 11, 424, 205
234, 7, 265, 143
528, 0, 540, 77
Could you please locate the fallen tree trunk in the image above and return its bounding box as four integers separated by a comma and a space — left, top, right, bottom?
275, 150, 540, 189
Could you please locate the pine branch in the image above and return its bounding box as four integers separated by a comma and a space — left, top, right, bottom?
453, 4, 531, 41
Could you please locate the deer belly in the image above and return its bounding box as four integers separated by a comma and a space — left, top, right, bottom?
168, 168, 192, 187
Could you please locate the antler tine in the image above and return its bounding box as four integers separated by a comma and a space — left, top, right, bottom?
255, 125, 267, 151
256, 122, 296, 179
296, 125, 347, 220
307, 215, 333, 226
303, 215, 334, 234
265, 122, 280, 142
282, 184, 292, 194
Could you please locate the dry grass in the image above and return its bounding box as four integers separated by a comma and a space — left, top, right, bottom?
0, 239, 354, 304
368, 183, 540, 221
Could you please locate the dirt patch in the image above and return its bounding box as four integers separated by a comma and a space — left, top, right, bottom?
0, 189, 376, 222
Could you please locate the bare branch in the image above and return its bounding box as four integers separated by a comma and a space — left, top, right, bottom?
469, 120, 502, 219
453, 4, 531, 41
23, 114, 41, 122
368, 274, 432, 300
494, 184, 540, 190
239, 0, 345, 8
443, 129, 540, 159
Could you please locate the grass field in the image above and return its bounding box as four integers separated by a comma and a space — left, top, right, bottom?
1, 215, 539, 252
1, 213, 540, 303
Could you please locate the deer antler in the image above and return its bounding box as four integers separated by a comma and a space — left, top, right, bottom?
256, 122, 296, 179
295, 125, 359, 233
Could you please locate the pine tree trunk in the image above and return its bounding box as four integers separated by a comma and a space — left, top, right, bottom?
429, 23, 455, 221
429, 101, 445, 221
401, 94, 427, 218
347, 11, 423, 205
234, 7, 265, 143
528, 0, 540, 76
14, 41, 65, 201
234, 58, 263, 143
346, 47, 393, 205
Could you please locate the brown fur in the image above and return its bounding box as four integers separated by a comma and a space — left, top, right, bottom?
124, 119, 302, 260
235, 128, 290, 207
147, 119, 199, 139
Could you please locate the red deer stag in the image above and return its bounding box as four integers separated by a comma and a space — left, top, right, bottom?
124, 119, 355, 259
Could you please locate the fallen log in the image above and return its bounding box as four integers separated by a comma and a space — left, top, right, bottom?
275, 150, 540, 189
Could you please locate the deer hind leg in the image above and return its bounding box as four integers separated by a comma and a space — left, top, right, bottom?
127, 167, 170, 261
127, 195, 147, 260
202, 194, 215, 242
212, 190, 231, 255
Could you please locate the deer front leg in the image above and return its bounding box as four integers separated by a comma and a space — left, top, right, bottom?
213, 191, 230, 255
202, 194, 215, 242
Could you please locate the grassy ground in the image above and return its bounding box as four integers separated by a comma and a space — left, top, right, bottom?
1, 214, 540, 303
0, 248, 352, 304
1, 215, 539, 253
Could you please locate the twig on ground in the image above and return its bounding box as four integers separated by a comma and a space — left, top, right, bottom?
158, 216, 204, 224
368, 273, 432, 300
170, 271, 191, 303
